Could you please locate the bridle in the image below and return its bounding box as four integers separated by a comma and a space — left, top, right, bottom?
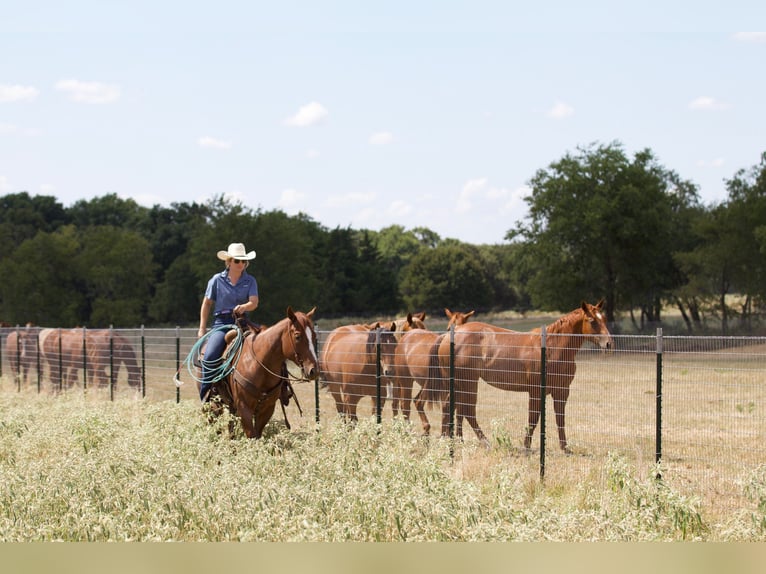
230, 316, 317, 394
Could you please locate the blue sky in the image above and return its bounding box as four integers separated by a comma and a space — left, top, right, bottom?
1, 2, 765, 244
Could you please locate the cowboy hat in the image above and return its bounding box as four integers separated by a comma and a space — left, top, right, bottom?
217, 242, 256, 261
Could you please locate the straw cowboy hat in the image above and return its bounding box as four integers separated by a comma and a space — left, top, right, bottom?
217, 242, 256, 261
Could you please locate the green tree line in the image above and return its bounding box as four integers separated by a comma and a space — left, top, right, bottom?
2, 141, 765, 333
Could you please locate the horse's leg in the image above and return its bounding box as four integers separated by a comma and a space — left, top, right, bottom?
552, 385, 572, 453
524, 392, 542, 450
253, 402, 278, 439
343, 391, 361, 423
238, 403, 257, 438
457, 383, 487, 445
412, 386, 431, 435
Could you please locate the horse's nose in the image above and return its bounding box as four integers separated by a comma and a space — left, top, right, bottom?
305, 364, 318, 380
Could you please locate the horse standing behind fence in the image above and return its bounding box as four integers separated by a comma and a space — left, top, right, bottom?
4, 325, 38, 387
36, 328, 141, 390
84, 330, 142, 389
393, 308, 474, 424
417, 301, 613, 452
319, 321, 399, 421
207, 306, 319, 439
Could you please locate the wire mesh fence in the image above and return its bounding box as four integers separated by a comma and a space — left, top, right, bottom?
2, 324, 765, 515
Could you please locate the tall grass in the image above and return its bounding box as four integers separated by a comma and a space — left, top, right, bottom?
0, 389, 763, 541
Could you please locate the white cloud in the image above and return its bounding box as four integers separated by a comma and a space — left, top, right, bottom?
547, 101, 574, 119
40, 183, 55, 193
197, 136, 232, 149
369, 131, 393, 145
386, 199, 412, 217
689, 96, 729, 111
0, 84, 39, 103
733, 32, 766, 43
284, 101, 328, 127
696, 157, 726, 168
457, 178, 488, 213
456, 178, 529, 216
326, 191, 375, 207
0, 175, 11, 193
55, 79, 120, 104
306, 148, 320, 159
279, 188, 306, 211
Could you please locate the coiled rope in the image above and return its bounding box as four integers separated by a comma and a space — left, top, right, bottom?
174, 324, 245, 387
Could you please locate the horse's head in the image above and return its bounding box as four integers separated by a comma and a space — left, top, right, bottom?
377, 321, 399, 377
445, 308, 475, 328
286, 306, 319, 380
581, 299, 613, 351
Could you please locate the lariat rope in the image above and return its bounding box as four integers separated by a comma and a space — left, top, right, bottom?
173, 324, 244, 387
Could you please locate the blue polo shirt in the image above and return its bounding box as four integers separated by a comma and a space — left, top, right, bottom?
205, 270, 259, 324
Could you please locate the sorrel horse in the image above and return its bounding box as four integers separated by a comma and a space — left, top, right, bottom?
37, 328, 141, 390
320, 313, 427, 421
207, 306, 319, 439
392, 308, 474, 423
84, 330, 142, 389
320, 321, 399, 421
417, 301, 613, 452
5, 325, 38, 386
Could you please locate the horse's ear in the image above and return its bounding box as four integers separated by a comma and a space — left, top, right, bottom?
581, 301, 590, 314
287, 306, 296, 321
445, 308, 452, 318
388, 321, 397, 332
596, 299, 605, 310
466, 310, 476, 319
307, 306, 316, 318
406, 312, 414, 325
415, 311, 427, 321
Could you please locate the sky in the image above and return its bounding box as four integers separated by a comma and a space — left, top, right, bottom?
1, 2, 765, 245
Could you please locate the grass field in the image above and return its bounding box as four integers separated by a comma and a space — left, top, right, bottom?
1, 375, 765, 541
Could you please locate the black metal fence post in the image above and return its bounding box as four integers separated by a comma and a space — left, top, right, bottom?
82, 326, 88, 391
375, 327, 382, 425
175, 326, 181, 404
15, 326, 21, 392
656, 327, 663, 480
109, 326, 115, 401
141, 325, 146, 398
57, 328, 63, 393
540, 326, 547, 481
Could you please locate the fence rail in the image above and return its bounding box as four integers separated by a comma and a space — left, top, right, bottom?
2, 324, 765, 513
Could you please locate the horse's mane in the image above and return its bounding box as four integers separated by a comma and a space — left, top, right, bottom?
546, 307, 585, 334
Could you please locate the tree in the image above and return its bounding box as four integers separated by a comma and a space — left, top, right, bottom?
510, 141, 699, 325
0, 226, 85, 325
77, 226, 156, 326
400, 242, 494, 312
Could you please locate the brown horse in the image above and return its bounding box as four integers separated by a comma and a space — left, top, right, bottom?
417, 301, 613, 452
393, 308, 474, 424
208, 306, 319, 439
37, 328, 141, 390
84, 330, 142, 389
319, 321, 399, 421
320, 313, 427, 421
5, 325, 38, 386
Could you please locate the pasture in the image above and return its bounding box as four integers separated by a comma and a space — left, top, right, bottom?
1, 323, 766, 540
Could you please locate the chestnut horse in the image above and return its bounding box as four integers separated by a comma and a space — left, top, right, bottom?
392, 308, 474, 423
83, 330, 142, 389
320, 312, 427, 421
37, 328, 141, 390
207, 307, 319, 439
5, 325, 38, 387
417, 301, 613, 452
319, 321, 399, 421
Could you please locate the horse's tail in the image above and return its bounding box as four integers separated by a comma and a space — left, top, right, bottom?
419, 333, 448, 407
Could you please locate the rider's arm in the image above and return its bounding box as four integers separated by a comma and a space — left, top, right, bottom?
198, 297, 214, 338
